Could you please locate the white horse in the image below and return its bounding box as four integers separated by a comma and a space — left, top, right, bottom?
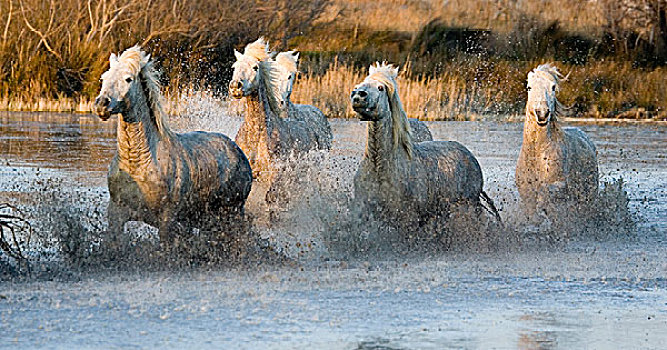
228, 38, 333, 179
274, 50, 299, 108
516, 64, 598, 218
94, 46, 252, 249
351, 63, 500, 233
272, 49, 432, 142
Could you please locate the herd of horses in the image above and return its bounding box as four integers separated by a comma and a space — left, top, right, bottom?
92, 38, 599, 253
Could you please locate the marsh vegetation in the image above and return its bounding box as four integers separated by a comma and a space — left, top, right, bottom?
0, 0, 665, 119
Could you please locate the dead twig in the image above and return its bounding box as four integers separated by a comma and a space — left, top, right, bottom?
0, 203, 31, 263
18, 0, 62, 60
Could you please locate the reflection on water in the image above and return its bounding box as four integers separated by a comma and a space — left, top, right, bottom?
0, 112, 116, 173
517, 313, 561, 350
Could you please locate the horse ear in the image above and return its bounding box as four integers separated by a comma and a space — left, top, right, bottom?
234, 49, 243, 61
292, 51, 299, 62
369, 64, 377, 75
140, 54, 150, 68
109, 53, 118, 64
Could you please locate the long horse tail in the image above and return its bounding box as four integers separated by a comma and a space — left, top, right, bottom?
480, 190, 502, 224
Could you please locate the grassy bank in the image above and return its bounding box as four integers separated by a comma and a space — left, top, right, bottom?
1, 0, 665, 120
291, 58, 667, 120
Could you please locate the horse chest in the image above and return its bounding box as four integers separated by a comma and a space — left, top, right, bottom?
109, 157, 167, 211
518, 142, 567, 199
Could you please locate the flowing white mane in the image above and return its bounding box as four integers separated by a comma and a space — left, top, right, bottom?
365, 62, 413, 157
117, 45, 172, 138
528, 63, 566, 119
258, 60, 287, 116
243, 37, 271, 61
528, 63, 563, 90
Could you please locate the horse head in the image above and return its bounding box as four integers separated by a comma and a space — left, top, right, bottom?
526, 64, 564, 126
274, 51, 299, 107
350, 64, 395, 122
94, 46, 149, 122
229, 38, 271, 99
352, 62, 413, 157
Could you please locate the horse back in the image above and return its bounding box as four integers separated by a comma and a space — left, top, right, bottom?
173, 131, 252, 206
563, 127, 596, 155
562, 126, 598, 199
414, 140, 484, 201
408, 119, 433, 143
287, 103, 333, 149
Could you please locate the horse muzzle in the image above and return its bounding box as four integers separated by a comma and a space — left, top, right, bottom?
94, 96, 124, 120
228, 80, 245, 99
536, 110, 550, 126
351, 90, 378, 121
353, 105, 378, 121
94, 96, 112, 120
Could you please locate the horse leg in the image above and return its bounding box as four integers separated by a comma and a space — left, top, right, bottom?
520, 191, 539, 225
158, 215, 189, 251
105, 202, 130, 254
265, 170, 290, 207
218, 205, 250, 255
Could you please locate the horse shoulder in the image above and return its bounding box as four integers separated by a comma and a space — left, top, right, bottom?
408, 119, 433, 143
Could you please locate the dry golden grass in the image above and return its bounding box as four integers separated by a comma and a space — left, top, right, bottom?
291, 60, 512, 120
0, 97, 92, 113
1, 0, 664, 119
291, 58, 666, 120
557, 62, 667, 117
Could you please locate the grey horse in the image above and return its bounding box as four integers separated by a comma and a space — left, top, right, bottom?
351, 63, 500, 235
516, 64, 598, 220
228, 38, 333, 180
94, 46, 252, 250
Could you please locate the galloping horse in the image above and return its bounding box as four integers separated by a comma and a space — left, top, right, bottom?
351, 63, 501, 234
516, 64, 598, 219
94, 46, 252, 249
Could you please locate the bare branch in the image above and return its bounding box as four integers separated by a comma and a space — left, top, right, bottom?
2, 0, 12, 47
18, 0, 62, 60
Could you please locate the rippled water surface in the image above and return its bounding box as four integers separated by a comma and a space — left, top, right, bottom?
0, 111, 665, 349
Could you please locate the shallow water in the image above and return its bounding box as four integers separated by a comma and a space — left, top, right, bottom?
0, 111, 665, 349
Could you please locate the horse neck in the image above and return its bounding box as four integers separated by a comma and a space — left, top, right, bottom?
522, 110, 562, 150
116, 84, 160, 172
364, 115, 405, 173
243, 78, 284, 135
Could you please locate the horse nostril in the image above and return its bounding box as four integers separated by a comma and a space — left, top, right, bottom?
357, 91, 367, 98
230, 81, 242, 90
96, 96, 110, 107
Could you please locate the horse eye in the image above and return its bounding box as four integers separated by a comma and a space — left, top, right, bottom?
552, 85, 556, 91
378, 85, 384, 91
253, 66, 258, 71
125, 77, 133, 83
